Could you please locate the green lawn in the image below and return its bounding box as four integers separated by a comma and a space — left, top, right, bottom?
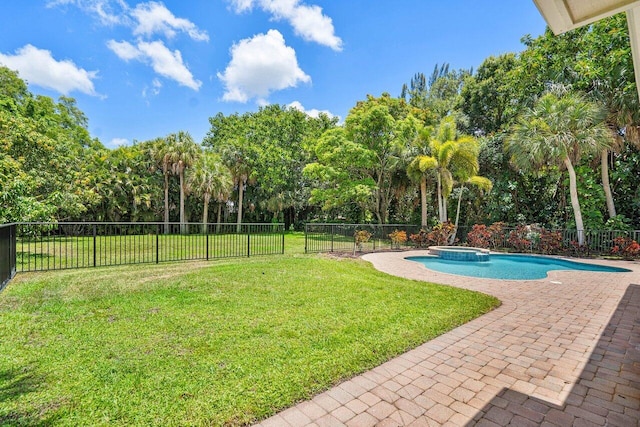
0, 235, 499, 426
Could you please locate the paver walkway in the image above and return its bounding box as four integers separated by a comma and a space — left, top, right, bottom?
255, 251, 640, 426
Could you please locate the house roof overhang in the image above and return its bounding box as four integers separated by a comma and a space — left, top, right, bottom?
533, 0, 640, 100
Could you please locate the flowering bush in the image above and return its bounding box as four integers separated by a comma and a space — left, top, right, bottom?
388, 229, 407, 249
611, 237, 640, 260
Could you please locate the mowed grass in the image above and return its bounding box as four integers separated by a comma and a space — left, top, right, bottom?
0, 234, 500, 426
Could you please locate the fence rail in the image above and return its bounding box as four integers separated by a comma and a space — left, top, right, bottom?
10, 222, 284, 276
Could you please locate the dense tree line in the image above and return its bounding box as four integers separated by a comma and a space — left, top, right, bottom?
1, 13, 638, 230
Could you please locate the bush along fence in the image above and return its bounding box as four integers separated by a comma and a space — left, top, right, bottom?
1, 222, 285, 287
304, 221, 640, 259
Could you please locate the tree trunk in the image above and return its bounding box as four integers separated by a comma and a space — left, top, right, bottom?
601, 149, 616, 219
179, 170, 186, 234
450, 185, 465, 244
564, 157, 585, 246
437, 174, 444, 223
420, 177, 428, 228
164, 173, 169, 234
236, 178, 244, 233
202, 193, 210, 234
216, 202, 222, 234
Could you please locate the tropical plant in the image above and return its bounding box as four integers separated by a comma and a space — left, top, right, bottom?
388, 229, 408, 249
506, 90, 612, 245
187, 151, 233, 233
166, 131, 200, 232
406, 125, 436, 227
430, 116, 482, 223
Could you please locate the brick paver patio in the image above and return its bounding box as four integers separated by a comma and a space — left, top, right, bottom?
256, 251, 640, 426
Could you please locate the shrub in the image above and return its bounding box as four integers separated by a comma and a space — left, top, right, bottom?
467, 222, 507, 249
409, 229, 429, 248
507, 225, 534, 252
570, 241, 591, 257
467, 224, 491, 248
427, 221, 456, 246
487, 222, 507, 249
388, 229, 407, 249
611, 237, 640, 260
539, 229, 563, 254
353, 230, 372, 254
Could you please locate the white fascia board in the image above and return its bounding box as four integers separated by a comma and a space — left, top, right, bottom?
534, 0, 640, 34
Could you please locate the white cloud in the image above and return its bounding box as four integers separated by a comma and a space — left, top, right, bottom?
49, 0, 208, 41
229, 0, 342, 51
131, 1, 209, 41
106, 39, 140, 60
218, 30, 310, 103
107, 39, 201, 90
0, 44, 98, 96
52, 1, 207, 91
229, 0, 255, 12
287, 101, 339, 120
108, 137, 129, 148
142, 78, 162, 98
47, 0, 130, 26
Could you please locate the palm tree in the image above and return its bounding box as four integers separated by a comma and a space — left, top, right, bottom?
166, 131, 200, 233
406, 126, 436, 227
430, 116, 481, 223
218, 142, 252, 233
148, 137, 172, 233
451, 174, 492, 243
507, 91, 611, 245
187, 152, 233, 233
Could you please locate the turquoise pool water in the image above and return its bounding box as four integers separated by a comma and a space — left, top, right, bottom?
406, 254, 631, 280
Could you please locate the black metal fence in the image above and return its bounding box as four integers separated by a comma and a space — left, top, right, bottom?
0, 223, 16, 290
13, 222, 284, 274
305, 223, 422, 253
305, 223, 640, 256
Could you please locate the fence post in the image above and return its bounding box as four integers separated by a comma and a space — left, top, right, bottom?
206, 225, 209, 261
156, 224, 160, 264
331, 224, 334, 252
93, 224, 97, 267
10, 224, 16, 279
304, 224, 308, 254
247, 225, 251, 258
282, 225, 285, 254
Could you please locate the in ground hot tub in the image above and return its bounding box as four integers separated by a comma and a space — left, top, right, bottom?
428, 246, 490, 262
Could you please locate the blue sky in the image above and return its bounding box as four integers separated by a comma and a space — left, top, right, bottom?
0, 1, 547, 148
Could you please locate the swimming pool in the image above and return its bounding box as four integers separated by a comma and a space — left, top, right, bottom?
405, 254, 631, 280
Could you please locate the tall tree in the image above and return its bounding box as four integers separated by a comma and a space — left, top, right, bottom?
187, 151, 233, 233
429, 117, 481, 223
305, 94, 417, 224
166, 131, 200, 231
460, 53, 521, 135
406, 125, 436, 227
149, 137, 173, 231
507, 91, 612, 245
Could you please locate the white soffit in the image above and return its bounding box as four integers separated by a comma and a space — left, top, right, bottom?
533, 0, 640, 34
533, 0, 640, 100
